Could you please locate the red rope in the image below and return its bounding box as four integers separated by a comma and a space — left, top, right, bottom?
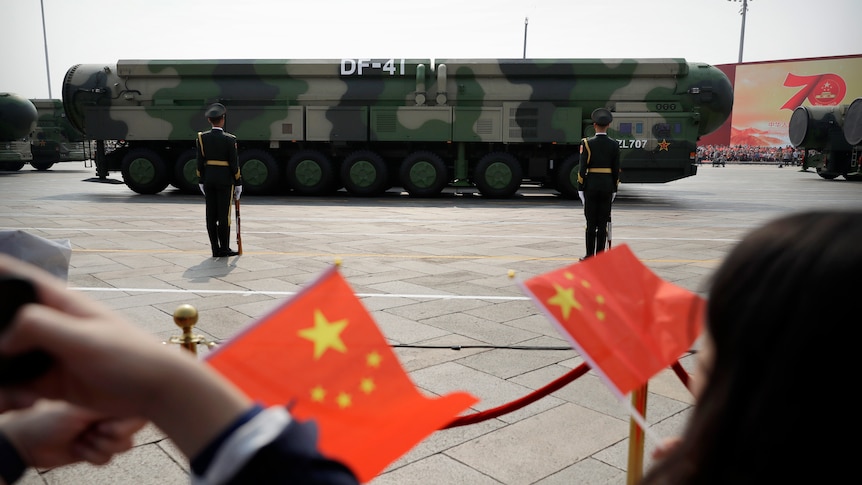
671, 360, 691, 390
443, 359, 693, 428
444, 362, 590, 428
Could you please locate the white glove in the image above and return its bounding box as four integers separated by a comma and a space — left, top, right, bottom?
578, 191, 585, 204
234, 186, 242, 200
611, 192, 617, 202
199, 184, 205, 195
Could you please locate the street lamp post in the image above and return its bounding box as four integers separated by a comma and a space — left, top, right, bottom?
40, 0, 52, 98
728, 0, 752, 63
523, 17, 529, 59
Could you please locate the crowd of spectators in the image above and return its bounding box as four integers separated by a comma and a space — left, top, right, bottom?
696, 145, 803, 166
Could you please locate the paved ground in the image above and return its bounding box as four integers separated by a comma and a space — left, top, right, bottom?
3, 163, 860, 484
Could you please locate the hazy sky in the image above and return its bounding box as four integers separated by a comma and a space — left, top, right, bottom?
2, 0, 860, 99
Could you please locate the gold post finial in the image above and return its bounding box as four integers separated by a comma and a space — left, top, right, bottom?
173, 304, 198, 329
166, 304, 214, 355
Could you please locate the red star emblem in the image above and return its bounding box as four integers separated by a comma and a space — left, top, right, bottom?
658, 139, 670, 151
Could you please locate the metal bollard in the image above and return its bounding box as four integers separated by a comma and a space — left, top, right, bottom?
166, 304, 216, 356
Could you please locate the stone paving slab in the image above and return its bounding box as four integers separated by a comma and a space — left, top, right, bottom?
2, 163, 860, 484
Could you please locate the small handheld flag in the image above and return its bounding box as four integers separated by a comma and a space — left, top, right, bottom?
207, 266, 477, 482
521, 244, 703, 398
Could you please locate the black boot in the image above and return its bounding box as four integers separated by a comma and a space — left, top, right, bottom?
209, 232, 220, 257
216, 226, 238, 256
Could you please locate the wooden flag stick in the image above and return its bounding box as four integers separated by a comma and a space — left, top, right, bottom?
626, 384, 648, 484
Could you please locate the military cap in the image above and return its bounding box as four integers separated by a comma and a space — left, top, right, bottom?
591, 108, 613, 125
205, 103, 226, 118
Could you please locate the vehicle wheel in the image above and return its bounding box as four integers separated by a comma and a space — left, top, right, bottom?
400, 151, 447, 197
286, 150, 336, 195
172, 148, 199, 194
474, 152, 522, 198
0, 162, 26, 171
341, 150, 389, 196
555, 154, 580, 199
816, 167, 839, 180
30, 161, 54, 171
239, 149, 279, 195
121, 148, 170, 194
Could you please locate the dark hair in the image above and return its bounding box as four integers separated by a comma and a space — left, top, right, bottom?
640, 210, 862, 484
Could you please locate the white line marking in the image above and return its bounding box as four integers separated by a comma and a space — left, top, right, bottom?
3, 227, 740, 242
69, 287, 530, 300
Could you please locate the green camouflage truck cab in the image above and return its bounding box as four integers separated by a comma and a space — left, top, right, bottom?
62, 58, 733, 197
0, 92, 38, 171
29, 99, 92, 171
789, 97, 862, 181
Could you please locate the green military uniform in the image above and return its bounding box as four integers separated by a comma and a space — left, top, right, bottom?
578, 108, 620, 258
196, 103, 242, 257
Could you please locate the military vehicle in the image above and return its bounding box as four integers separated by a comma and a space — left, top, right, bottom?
61, 58, 733, 197
0, 92, 38, 171
789, 97, 862, 181
29, 99, 92, 171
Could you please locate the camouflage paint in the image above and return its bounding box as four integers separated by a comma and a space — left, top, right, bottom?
29, 99, 91, 169
61, 58, 733, 196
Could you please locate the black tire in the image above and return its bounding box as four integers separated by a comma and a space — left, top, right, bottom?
30, 161, 54, 171
0, 162, 26, 171
172, 148, 199, 194
555, 154, 580, 199
239, 149, 279, 195
286, 150, 336, 195
341, 150, 389, 196
399, 151, 447, 197
474, 152, 522, 198
121, 148, 170, 194
816, 167, 840, 180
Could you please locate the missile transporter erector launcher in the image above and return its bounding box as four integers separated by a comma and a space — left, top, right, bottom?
29, 99, 92, 171
0, 93, 38, 171
789, 97, 862, 181
62, 58, 733, 197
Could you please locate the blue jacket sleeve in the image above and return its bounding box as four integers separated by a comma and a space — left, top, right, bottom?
191, 406, 357, 485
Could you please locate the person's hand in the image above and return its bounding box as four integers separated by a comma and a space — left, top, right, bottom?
0, 400, 145, 468
578, 191, 585, 204
0, 253, 190, 417
234, 186, 242, 200
0, 254, 251, 459
651, 436, 683, 461
199, 184, 205, 195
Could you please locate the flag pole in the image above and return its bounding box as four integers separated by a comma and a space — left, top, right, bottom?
626, 384, 648, 484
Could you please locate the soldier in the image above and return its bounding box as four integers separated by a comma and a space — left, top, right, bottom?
577, 108, 620, 260
196, 103, 242, 258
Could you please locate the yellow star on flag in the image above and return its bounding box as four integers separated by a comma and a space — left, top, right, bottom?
547, 282, 581, 320
360, 378, 375, 394
310, 385, 326, 402
298, 309, 348, 359
366, 351, 382, 368
336, 392, 352, 409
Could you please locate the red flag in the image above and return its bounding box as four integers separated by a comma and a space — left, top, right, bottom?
522, 244, 703, 397
206, 266, 477, 482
